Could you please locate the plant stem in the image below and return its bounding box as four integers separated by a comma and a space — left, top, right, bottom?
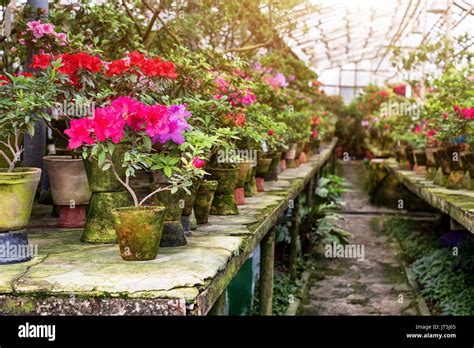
138, 181, 185, 206
110, 161, 139, 207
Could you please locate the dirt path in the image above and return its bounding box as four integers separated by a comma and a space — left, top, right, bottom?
300, 161, 419, 315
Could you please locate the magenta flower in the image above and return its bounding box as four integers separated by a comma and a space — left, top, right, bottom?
169, 104, 191, 119
192, 157, 206, 169
145, 105, 170, 138
111, 96, 147, 132
64, 118, 94, 150
92, 106, 125, 143
156, 114, 190, 145
461, 107, 474, 119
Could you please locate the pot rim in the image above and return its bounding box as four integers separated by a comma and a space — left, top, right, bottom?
207, 166, 238, 171
0, 167, 42, 176
200, 180, 218, 189
112, 206, 166, 214
43, 155, 83, 162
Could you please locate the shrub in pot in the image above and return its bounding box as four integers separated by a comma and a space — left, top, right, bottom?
0, 62, 63, 263
65, 96, 206, 260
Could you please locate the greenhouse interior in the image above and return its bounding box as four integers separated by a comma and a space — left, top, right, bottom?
0, 0, 473, 344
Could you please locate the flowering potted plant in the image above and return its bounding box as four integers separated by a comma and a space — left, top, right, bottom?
0, 62, 62, 263
64, 95, 205, 260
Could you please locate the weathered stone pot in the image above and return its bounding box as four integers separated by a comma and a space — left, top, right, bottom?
436, 149, 451, 175
461, 152, 474, 177
244, 166, 257, 197
285, 143, 297, 160
112, 206, 166, 261
404, 146, 415, 170
181, 183, 199, 234
0, 168, 41, 232
425, 147, 437, 168
256, 158, 272, 177
264, 152, 281, 182
194, 180, 218, 224
208, 166, 239, 215
413, 150, 427, 167
446, 145, 463, 171
236, 161, 252, 188
81, 149, 128, 243
153, 184, 187, 247
295, 142, 305, 160
44, 156, 91, 228
256, 158, 272, 192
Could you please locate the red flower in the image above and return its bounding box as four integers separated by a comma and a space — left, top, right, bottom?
267, 130, 274, 136
0, 75, 9, 86
192, 157, 206, 169
128, 51, 146, 67
30, 54, 52, 70
427, 129, 436, 138
311, 129, 318, 140
92, 106, 125, 143
443, 112, 449, 119
414, 124, 422, 134
235, 113, 246, 127
64, 118, 94, 150
106, 59, 130, 77
453, 105, 461, 113
378, 90, 390, 98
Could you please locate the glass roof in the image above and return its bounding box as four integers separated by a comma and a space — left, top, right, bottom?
281, 0, 473, 100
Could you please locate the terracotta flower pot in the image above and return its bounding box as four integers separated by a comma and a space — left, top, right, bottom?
112, 206, 166, 261
194, 181, 218, 224
44, 156, 91, 228
295, 142, 305, 160
208, 166, 239, 215
236, 161, 252, 188
0, 168, 41, 232
285, 143, 297, 160
152, 184, 187, 247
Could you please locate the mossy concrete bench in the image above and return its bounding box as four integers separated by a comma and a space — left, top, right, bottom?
0, 139, 337, 316
384, 159, 474, 233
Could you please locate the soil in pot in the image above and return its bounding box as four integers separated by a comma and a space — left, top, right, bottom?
208, 165, 239, 215
112, 206, 166, 261
152, 184, 187, 247
0, 168, 41, 232
195, 180, 218, 224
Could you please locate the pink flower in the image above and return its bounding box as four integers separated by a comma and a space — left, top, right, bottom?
461, 107, 474, 120
192, 157, 206, 169
64, 118, 94, 150
145, 105, 170, 138
111, 96, 147, 132
156, 114, 189, 145
427, 129, 436, 138
453, 105, 461, 113
311, 129, 318, 140
414, 124, 422, 134
92, 106, 125, 143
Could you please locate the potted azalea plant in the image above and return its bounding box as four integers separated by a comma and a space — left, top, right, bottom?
64, 95, 206, 260
0, 62, 62, 262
